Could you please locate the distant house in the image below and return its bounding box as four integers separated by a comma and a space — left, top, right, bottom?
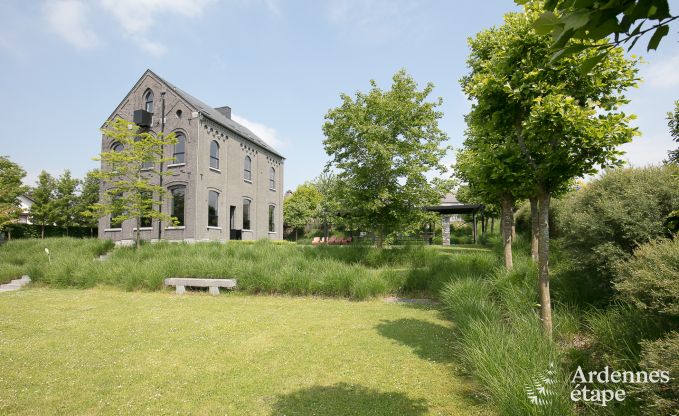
17, 195, 33, 224
99, 69, 285, 243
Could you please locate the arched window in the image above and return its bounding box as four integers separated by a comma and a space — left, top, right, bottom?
208, 190, 219, 227
173, 133, 186, 164
170, 186, 186, 226
111, 142, 123, 152
268, 205, 275, 232
210, 141, 220, 169
244, 156, 252, 181
269, 167, 276, 190
243, 198, 251, 230
144, 90, 154, 113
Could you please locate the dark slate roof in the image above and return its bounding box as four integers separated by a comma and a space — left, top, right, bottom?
152, 71, 284, 159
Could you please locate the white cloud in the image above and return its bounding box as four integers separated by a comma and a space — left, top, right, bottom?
232, 114, 285, 150
42, 0, 99, 50
99, 0, 215, 56
645, 54, 679, 88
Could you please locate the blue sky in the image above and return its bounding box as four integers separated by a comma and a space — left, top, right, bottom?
1, 0, 678, 191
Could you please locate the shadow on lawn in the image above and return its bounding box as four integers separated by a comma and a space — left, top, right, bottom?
269, 383, 428, 416
375, 318, 456, 364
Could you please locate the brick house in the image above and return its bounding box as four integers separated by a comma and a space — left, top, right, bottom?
98, 69, 284, 243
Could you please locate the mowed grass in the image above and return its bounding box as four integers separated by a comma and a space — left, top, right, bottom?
0, 238, 499, 300
0, 288, 489, 415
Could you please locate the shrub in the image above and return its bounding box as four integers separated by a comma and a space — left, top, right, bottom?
554, 165, 679, 299
585, 304, 665, 369
631, 331, 679, 415
614, 238, 679, 317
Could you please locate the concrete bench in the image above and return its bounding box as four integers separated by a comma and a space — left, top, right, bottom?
164, 278, 237, 295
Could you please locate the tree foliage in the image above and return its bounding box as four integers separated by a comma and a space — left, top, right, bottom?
520, 0, 677, 62
77, 169, 100, 233
91, 117, 178, 247
667, 100, 679, 164
0, 156, 27, 233
323, 69, 453, 246
52, 170, 80, 236
29, 170, 56, 239
283, 183, 322, 237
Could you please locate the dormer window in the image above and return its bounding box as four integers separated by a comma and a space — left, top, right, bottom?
144, 90, 154, 113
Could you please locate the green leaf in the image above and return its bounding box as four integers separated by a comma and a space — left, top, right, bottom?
534, 11, 559, 35
562, 10, 592, 32
647, 24, 669, 51
579, 52, 606, 74
551, 44, 587, 61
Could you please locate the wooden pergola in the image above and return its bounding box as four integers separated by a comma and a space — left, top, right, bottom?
425, 198, 485, 245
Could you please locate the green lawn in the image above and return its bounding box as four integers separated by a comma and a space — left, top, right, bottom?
0, 288, 489, 415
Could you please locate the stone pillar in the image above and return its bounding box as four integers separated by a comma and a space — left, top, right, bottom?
442, 215, 451, 246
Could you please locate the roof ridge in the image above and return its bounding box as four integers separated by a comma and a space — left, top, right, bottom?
150, 70, 284, 159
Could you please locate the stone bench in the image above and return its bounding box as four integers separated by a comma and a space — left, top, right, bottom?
164, 278, 237, 295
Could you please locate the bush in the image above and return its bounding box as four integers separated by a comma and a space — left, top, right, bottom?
631, 332, 679, 415
585, 304, 665, 369
554, 165, 679, 299
615, 238, 679, 317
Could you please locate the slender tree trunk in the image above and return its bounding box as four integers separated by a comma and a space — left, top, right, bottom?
66, 227, 69, 237
295, 228, 298, 241
376, 225, 384, 248
491, 217, 494, 234
537, 188, 553, 339
530, 197, 539, 262
41, 224, 45, 239
501, 196, 514, 269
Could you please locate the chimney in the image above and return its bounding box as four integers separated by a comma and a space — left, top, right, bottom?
215, 106, 231, 119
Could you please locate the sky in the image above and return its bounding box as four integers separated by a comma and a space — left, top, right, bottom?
1, 0, 678, 191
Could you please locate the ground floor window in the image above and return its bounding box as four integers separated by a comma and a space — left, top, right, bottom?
170, 186, 185, 226
269, 205, 275, 232
243, 198, 251, 230
208, 190, 219, 227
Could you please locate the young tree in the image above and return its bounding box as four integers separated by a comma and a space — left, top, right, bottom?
91, 117, 178, 248
283, 183, 322, 240
0, 156, 27, 238
77, 169, 100, 236
313, 172, 344, 240
30, 170, 56, 239
461, 6, 638, 337
53, 170, 80, 236
323, 69, 453, 247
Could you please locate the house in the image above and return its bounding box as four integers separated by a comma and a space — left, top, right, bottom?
98, 69, 284, 243
17, 195, 34, 224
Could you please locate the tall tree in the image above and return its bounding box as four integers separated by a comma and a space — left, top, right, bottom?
77, 169, 100, 236
461, 5, 638, 337
91, 117, 178, 248
30, 170, 56, 239
283, 183, 322, 240
53, 170, 80, 236
323, 69, 453, 247
0, 156, 27, 238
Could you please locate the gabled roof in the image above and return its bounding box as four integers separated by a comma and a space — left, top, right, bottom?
105, 69, 284, 159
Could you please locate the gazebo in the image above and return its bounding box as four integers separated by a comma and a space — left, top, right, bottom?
426, 194, 484, 245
